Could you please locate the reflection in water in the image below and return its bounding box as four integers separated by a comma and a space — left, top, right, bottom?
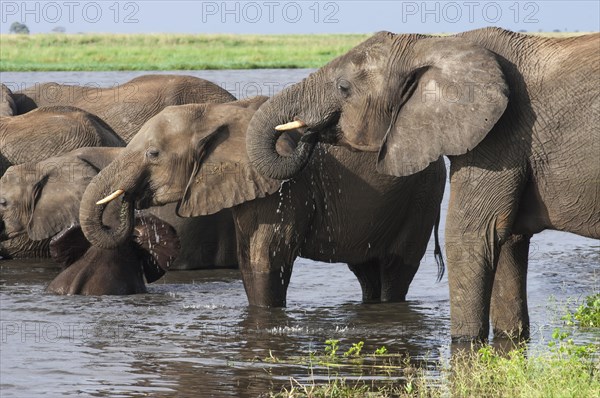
1, 71, 599, 396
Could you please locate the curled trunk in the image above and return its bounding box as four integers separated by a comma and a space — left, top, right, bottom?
246, 85, 318, 180
79, 155, 138, 249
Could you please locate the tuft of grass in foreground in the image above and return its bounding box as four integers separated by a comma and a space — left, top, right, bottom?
562, 293, 600, 327
0, 33, 369, 71
269, 335, 599, 398
267, 293, 600, 397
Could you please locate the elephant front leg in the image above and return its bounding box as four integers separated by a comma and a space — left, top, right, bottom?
446, 161, 526, 342
237, 225, 295, 308
446, 232, 498, 342
491, 234, 530, 340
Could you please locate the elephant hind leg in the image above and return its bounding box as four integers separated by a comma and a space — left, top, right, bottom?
380, 255, 419, 302
348, 259, 382, 303
491, 234, 530, 340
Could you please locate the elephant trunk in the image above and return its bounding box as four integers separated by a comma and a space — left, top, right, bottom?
246, 82, 318, 180
80, 154, 139, 249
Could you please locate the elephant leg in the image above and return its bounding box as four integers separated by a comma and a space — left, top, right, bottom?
348, 259, 382, 303
491, 234, 530, 340
237, 224, 295, 308
446, 164, 527, 342
380, 256, 419, 302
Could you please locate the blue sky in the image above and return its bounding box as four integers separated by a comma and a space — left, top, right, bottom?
0, 1, 598, 34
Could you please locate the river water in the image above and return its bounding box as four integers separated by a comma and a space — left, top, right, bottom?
1, 70, 599, 397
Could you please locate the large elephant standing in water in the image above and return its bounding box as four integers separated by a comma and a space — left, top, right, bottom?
245, 28, 600, 340
79, 98, 446, 306
12, 74, 236, 142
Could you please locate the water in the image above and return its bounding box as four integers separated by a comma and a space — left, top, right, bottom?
1, 70, 599, 397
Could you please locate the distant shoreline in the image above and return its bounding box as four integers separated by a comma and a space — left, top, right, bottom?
0, 32, 590, 72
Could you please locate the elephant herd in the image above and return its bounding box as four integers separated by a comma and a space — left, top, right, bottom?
1, 27, 598, 342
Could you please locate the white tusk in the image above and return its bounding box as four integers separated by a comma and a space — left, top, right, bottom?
96, 189, 125, 205
275, 120, 307, 131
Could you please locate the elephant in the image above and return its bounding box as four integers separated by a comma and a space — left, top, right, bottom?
13, 74, 237, 142
79, 97, 446, 306
0, 146, 237, 269
1, 83, 16, 116
244, 28, 600, 340
0, 106, 124, 258
1, 105, 124, 176
46, 214, 178, 295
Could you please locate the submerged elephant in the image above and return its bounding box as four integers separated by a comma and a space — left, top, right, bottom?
13, 74, 237, 142
0, 147, 237, 268
46, 214, 178, 295
1, 83, 16, 116
1, 105, 124, 176
79, 98, 446, 306
245, 28, 600, 340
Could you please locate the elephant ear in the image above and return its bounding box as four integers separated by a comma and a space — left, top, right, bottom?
377, 37, 509, 176
132, 213, 179, 283
49, 224, 91, 267
26, 151, 113, 241
177, 106, 291, 217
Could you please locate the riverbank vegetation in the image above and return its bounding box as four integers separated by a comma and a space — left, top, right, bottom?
268, 294, 600, 397
0, 33, 369, 71
0, 32, 590, 71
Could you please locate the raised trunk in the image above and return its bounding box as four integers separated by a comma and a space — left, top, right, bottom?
79, 155, 139, 249
246, 84, 318, 180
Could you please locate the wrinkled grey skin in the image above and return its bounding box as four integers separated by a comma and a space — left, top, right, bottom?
0, 147, 237, 269
246, 28, 600, 340
13, 74, 237, 143
1, 105, 124, 176
46, 214, 178, 295
0, 107, 124, 258
0, 84, 16, 116
0, 147, 125, 258
80, 97, 446, 306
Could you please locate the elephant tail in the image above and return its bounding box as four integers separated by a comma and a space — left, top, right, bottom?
434, 209, 445, 282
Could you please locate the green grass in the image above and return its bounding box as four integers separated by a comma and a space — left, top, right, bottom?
267, 293, 600, 397
562, 294, 600, 327
268, 336, 599, 397
0, 33, 369, 71
0, 32, 592, 71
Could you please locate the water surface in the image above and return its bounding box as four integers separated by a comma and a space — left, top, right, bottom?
1, 70, 599, 397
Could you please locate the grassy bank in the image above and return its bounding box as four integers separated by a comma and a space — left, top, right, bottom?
268, 294, 600, 397
0, 33, 369, 71
0, 32, 590, 71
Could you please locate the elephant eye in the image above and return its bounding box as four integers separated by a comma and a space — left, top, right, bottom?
146, 148, 160, 159
0, 198, 7, 207
337, 79, 351, 98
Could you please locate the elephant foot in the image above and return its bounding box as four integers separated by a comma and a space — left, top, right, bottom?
241, 271, 288, 307
451, 319, 490, 343
451, 334, 488, 344
493, 324, 530, 342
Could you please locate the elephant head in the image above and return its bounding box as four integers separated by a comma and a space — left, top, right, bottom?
246, 30, 509, 178
0, 147, 124, 242
0, 83, 16, 116
46, 213, 179, 295
80, 96, 297, 249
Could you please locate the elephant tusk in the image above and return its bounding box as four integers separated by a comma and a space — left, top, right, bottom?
275, 120, 306, 131
96, 189, 125, 205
